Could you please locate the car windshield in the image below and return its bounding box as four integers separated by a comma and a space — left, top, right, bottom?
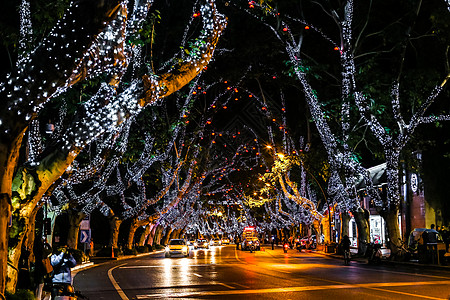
169, 240, 185, 245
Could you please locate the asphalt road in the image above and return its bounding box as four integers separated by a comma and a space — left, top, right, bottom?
73, 245, 450, 299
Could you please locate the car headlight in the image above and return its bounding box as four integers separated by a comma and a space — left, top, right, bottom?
165, 246, 170, 252
183, 246, 188, 252
194, 242, 198, 246
248, 241, 252, 244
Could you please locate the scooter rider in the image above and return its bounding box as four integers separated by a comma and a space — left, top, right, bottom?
50, 245, 77, 299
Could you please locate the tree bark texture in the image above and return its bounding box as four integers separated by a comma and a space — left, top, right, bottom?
353, 207, 370, 255
66, 211, 86, 250
108, 215, 122, 249
340, 211, 351, 242
381, 207, 402, 256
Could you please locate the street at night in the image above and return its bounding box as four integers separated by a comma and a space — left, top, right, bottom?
74, 245, 450, 299
2, 0, 450, 299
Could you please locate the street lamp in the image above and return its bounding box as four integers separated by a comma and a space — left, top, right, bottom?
276, 153, 285, 159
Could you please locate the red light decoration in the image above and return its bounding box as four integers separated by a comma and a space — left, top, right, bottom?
283, 27, 288, 32
305, 26, 310, 30
193, 12, 200, 17
334, 46, 340, 51
249, 94, 253, 98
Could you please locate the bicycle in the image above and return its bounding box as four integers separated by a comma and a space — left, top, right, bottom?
343, 249, 351, 265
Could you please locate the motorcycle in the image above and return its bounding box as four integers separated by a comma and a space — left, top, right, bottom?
249, 243, 255, 253
52, 283, 89, 299
366, 243, 382, 265
283, 243, 289, 253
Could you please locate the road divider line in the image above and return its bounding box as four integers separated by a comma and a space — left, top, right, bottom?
193, 273, 203, 277
135, 280, 450, 299
107, 263, 129, 300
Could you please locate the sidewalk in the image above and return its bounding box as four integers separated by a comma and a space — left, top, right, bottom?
259, 244, 450, 271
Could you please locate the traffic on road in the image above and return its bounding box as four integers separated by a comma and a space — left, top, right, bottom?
74, 243, 450, 300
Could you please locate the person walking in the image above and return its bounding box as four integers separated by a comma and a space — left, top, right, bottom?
34, 238, 52, 300
50, 245, 77, 299
341, 235, 351, 265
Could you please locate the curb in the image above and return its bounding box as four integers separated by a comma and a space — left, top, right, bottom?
72, 250, 164, 277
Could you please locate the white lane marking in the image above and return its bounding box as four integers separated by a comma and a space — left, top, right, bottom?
120, 264, 215, 269
218, 282, 236, 289
193, 273, 203, 277
233, 282, 250, 289
135, 280, 450, 299
107, 263, 129, 300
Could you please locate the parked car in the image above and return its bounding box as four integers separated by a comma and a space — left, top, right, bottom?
165, 239, 189, 258
241, 237, 260, 251
197, 239, 210, 249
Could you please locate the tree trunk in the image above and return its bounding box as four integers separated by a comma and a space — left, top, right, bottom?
66, 211, 86, 250
108, 215, 122, 249
6, 200, 40, 292
137, 224, 152, 247
381, 207, 401, 256
353, 207, 370, 255
340, 211, 351, 242
321, 215, 331, 244
153, 226, 163, 246
146, 224, 158, 246
126, 219, 139, 250
162, 228, 173, 246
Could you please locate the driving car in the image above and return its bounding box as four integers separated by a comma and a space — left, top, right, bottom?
187, 239, 198, 249
221, 237, 230, 245
298, 235, 316, 249
197, 239, 210, 249
211, 238, 222, 246
165, 239, 189, 258
241, 237, 260, 251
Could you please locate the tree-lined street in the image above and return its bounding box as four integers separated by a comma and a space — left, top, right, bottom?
74, 245, 450, 299
1, 0, 450, 298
